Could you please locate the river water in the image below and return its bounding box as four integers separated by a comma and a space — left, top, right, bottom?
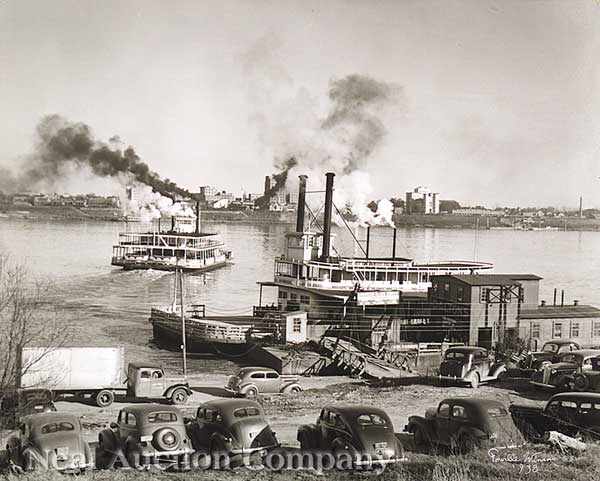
1, 218, 599, 373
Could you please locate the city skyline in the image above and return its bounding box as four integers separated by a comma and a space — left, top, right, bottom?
2, 1, 600, 207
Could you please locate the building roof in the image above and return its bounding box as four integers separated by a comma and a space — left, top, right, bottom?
519, 305, 600, 319
432, 274, 542, 286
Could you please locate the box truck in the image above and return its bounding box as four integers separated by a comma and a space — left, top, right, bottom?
20, 347, 191, 407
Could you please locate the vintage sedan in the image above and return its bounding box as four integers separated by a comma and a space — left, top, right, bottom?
510, 392, 600, 441
405, 398, 523, 453
530, 349, 600, 390
97, 404, 193, 468
297, 405, 404, 467
6, 413, 93, 473
225, 367, 302, 398
185, 399, 279, 465
571, 356, 600, 392
438, 347, 506, 388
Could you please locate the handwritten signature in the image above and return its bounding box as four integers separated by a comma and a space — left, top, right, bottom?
488, 448, 573, 476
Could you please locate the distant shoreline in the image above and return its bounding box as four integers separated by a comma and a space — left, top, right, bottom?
2, 206, 600, 231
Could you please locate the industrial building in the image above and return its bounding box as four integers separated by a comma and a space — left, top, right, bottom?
405, 186, 439, 214
427, 274, 600, 349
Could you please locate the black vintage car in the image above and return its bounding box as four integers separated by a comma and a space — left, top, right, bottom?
405, 398, 524, 453
6, 413, 94, 472
185, 399, 279, 466
530, 349, 600, 390
438, 347, 506, 388
98, 404, 193, 468
297, 405, 403, 467
504, 340, 581, 378
510, 392, 600, 441
0, 389, 56, 429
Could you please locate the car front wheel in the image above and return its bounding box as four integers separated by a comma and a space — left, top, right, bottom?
467, 373, 480, 389
244, 387, 258, 399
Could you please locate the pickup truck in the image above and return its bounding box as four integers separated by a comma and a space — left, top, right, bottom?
225, 367, 302, 398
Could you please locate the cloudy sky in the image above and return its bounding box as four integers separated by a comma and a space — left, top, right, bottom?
1, 0, 600, 207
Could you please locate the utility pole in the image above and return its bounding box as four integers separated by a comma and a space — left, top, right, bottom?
178, 267, 187, 379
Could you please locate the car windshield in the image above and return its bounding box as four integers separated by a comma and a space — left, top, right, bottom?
560, 354, 581, 364
233, 407, 261, 418
148, 412, 178, 423
445, 351, 467, 360
542, 343, 559, 353
40, 422, 75, 434
356, 413, 389, 427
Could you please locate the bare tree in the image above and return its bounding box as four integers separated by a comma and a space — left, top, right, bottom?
0, 254, 68, 391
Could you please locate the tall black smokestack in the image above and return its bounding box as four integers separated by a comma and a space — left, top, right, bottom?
264, 176, 271, 196
366, 226, 371, 259
392, 228, 397, 260
195, 200, 201, 235
321, 172, 335, 262
296, 175, 307, 233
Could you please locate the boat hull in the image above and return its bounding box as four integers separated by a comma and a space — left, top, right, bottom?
112, 258, 229, 273
151, 320, 253, 356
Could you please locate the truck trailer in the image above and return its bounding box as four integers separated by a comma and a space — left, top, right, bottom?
20, 347, 192, 407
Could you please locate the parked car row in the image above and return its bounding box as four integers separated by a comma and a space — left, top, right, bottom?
4, 397, 403, 473
438, 341, 600, 396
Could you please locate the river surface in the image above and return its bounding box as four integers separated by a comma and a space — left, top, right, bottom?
1, 218, 599, 373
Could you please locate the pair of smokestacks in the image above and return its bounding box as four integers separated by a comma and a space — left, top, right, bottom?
295, 172, 333, 262
296, 172, 397, 262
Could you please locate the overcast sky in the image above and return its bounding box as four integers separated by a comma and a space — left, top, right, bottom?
1, 0, 600, 207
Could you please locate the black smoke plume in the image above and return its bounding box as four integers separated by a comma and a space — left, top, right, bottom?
255, 156, 297, 209
5, 115, 191, 199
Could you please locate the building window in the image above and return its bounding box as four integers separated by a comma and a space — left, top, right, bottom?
278, 291, 287, 299
290, 293, 297, 301
553, 322, 562, 339
300, 295, 310, 305
293, 318, 302, 333
594, 321, 600, 338
480, 288, 488, 303
571, 322, 580, 338
531, 323, 540, 339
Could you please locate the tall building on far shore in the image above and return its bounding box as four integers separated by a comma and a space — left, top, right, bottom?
405, 186, 439, 214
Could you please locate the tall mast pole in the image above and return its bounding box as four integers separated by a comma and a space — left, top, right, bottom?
179, 267, 188, 379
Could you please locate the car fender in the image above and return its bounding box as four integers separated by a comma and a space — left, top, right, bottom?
297, 424, 319, 447
281, 382, 302, 394
458, 426, 488, 440
464, 368, 480, 380
239, 383, 259, 395
98, 429, 119, 453
209, 431, 233, 452
164, 383, 192, 398
490, 363, 507, 379
406, 416, 436, 440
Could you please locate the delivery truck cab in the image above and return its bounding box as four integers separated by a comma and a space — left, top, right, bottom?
126, 363, 192, 405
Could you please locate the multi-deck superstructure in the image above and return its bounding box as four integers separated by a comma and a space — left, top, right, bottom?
111, 203, 231, 272
260, 173, 493, 313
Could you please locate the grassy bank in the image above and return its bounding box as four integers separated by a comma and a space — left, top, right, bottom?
3, 446, 600, 481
